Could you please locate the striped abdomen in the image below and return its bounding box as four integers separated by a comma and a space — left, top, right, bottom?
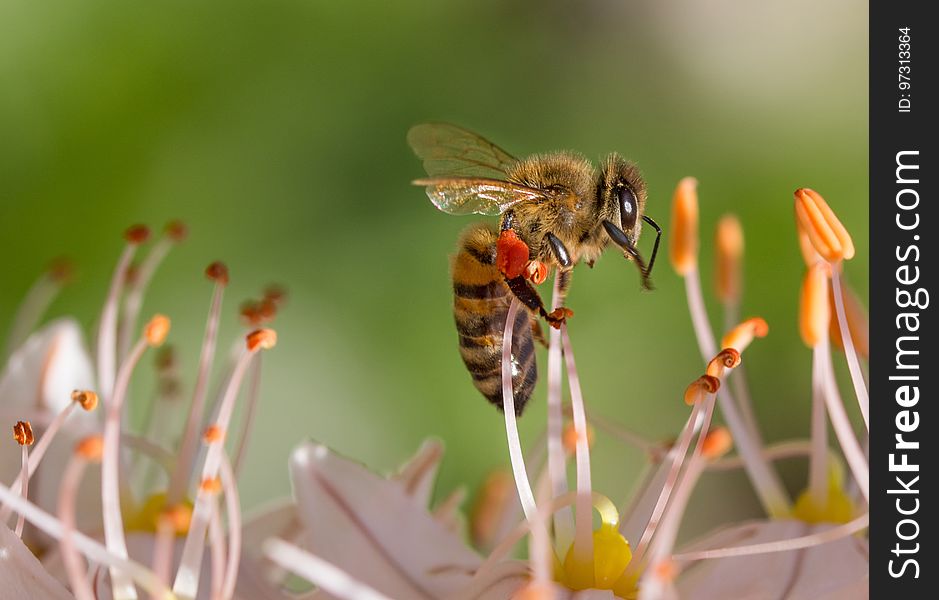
451, 223, 537, 415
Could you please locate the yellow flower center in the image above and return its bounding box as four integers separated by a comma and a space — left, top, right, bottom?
554, 495, 639, 599
792, 460, 857, 524
125, 493, 193, 535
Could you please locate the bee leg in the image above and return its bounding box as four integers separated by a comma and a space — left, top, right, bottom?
505, 275, 573, 329
555, 268, 573, 306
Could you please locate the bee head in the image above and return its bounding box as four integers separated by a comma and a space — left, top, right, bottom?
599, 154, 659, 290
599, 154, 647, 244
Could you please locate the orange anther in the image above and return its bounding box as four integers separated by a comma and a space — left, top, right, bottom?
721, 317, 769, 353
205, 261, 229, 285
669, 177, 699, 276
702, 427, 733, 459
124, 225, 151, 245
144, 315, 171, 347
71, 389, 99, 411
685, 375, 720, 405
246, 328, 277, 351
164, 220, 188, 242
76, 435, 104, 461
794, 188, 855, 263
715, 214, 744, 303
13, 421, 33, 446
203, 425, 225, 443
800, 263, 831, 348
562, 422, 595, 454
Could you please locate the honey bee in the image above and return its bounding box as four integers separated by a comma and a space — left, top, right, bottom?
408, 123, 661, 414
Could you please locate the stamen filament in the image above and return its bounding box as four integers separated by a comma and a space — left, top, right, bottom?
559, 325, 594, 582
673, 513, 869, 562
119, 235, 174, 360
4, 264, 69, 360
103, 336, 152, 600
263, 538, 393, 600
547, 272, 573, 552
220, 453, 242, 600
98, 241, 141, 401
1, 393, 96, 523
831, 269, 870, 430
16, 443, 29, 537
208, 502, 227, 600
173, 346, 257, 598
809, 343, 829, 507
818, 337, 869, 501
168, 277, 226, 505
59, 455, 97, 600
232, 355, 263, 476
499, 298, 537, 524
684, 270, 789, 516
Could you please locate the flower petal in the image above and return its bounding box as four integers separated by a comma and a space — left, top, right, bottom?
391, 438, 443, 508
0, 319, 100, 540
0, 524, 75, 599
290, 441, 482, 599
675, 520, 868, 600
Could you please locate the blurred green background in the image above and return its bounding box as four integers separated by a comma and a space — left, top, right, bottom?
1, 0, 867, 539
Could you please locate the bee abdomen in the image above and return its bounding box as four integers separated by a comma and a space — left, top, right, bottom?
451, 223, 538, 415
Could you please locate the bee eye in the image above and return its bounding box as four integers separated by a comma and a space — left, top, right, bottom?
618, 186, 638, 231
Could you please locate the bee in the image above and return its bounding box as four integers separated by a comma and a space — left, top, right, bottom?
408, 123, 661, 414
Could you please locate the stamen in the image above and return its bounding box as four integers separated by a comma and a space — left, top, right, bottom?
809, 339, 830, 508
818, 337, 869, 501
829, 280, 869, 360
145, 315, 171, 347
59, 440, 103, 600
118, 221, 187, 360
673, 513, 869, 562
715, 214, 744, 308
4, 257, 74, 360
167, 263, 228, 506
246, 328, 277, 351
208, 503, 227, 600
800, 264, 831, 348
232, 355, 263, 476
103, 317, 167, 600
793, 188, 855, 263
13, 421, 33, 537
469, 470, 513, 549
562, 422, 595, 455
546, 272, 573, 552
219, 455, 242, 600
668, 177, 699, 276
705, 348, 741, 379
701, 427, 733, 460
263, 538, 393, 600
720, 318, 769, 354
559, 325, 594, 588
831, 269, 869, 430
684, 375, 719, 406
173, 331, 272, 597
499, 299, 537, 524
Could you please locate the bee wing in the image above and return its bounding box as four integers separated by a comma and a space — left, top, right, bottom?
414, 177, 547, 216
407, 123, 519, 179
